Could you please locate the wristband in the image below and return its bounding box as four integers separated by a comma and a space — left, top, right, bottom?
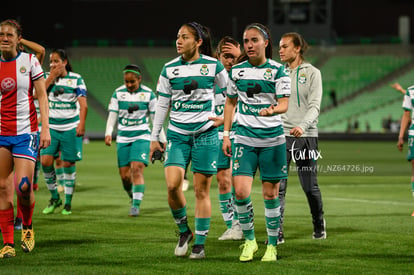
223, 131, 230, 137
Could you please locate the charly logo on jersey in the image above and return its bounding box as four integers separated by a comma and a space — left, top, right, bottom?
298, 73, 307, 84
263, 68, 273, 80
200, 64, 209, 75
1, 77, 16, 92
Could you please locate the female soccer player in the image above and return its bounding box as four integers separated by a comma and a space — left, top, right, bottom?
397, 84, 414, 216
277, 32, 326, 243
222, 23, 290, 262
0, 19, 51, 258
41, 49, 88, 215
150, 22, 228, 259
211, 36, 243, 241
105, 64, 166, 217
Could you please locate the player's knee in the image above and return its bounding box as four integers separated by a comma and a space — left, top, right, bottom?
15, 176, 32, 198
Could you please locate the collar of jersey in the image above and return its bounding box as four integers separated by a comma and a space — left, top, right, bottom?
0, 51, 21, 62
180, 54, 203, 65
247, 58, 269, 68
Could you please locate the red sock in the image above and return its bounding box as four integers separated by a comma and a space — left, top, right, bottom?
0, 208, 14, 245
18, 201, 35, 227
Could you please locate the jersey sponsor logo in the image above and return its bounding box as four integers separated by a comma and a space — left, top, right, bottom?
183, 79, 198, 94
174, 101, 203, 110
241, 103, 266, 114
1, 77, 16, 92
128, 104, 139, 113
215, 105, 224, 114
246, 83, 262, 98
172, 68, 180, 76
200, 64, 209, 75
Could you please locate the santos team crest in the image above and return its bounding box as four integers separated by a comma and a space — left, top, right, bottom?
263, 68, 272, 80
200, 64, 209, 75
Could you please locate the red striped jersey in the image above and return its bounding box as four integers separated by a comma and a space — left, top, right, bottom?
0, 52, 44, 135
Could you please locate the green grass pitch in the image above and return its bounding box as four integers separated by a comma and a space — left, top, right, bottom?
3, 140, 414, 274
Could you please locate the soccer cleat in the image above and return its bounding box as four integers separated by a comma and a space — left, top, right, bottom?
14, 217, 22, 230
277, 231, 285, 245
189, 244, 205, 259
231, 220, 244, 240
174, 229, 193, 257
313, 218, 327, 240
21, 227, 35, 253
129, 207, 140, 217
239, 238, 258, 262
218, 228, 233, 240
42, 198, 62, 214
0, 245, 16, 258
261, 244, 277, 262
61, 204, 72, 215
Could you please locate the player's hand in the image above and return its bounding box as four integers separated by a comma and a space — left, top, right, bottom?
39, 129, 51, 149
222, 137, 232, 157
290, 127, 304, 138
208, 116, 224, 127
397, 137, 404, 152
150, 141, 164, 161
105, 135, 112, 146
259, 105, 275, 116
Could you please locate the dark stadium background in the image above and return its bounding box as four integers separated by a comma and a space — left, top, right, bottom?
6, 0, 414, 48
4, 0, 414, 139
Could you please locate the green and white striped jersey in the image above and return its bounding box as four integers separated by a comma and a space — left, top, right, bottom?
227, 59, 291, 147
108, 84, 156, 143
402, 85, 414, 135
46, 71, 87, 131
156, 54, 228, 135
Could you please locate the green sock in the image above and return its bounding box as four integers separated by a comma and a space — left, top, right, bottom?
264, 197, 281, 246
132, 184, 145, 209
231, 186, 239, 221
235, 196, 255, 240
56, 167, 64, 187
63, 166, 76, 206
219, 192, 233, 229
195, 217, 210, 245
171, 206, 189, 233
42, 165, 59, 200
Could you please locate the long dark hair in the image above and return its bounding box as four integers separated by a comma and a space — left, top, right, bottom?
51, 49, 73, 72
183, 21, 213, 57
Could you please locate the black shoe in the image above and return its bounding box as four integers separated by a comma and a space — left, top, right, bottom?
174, 229, 193, 257
312, 219, 327, 239
189, 244, 205, 259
